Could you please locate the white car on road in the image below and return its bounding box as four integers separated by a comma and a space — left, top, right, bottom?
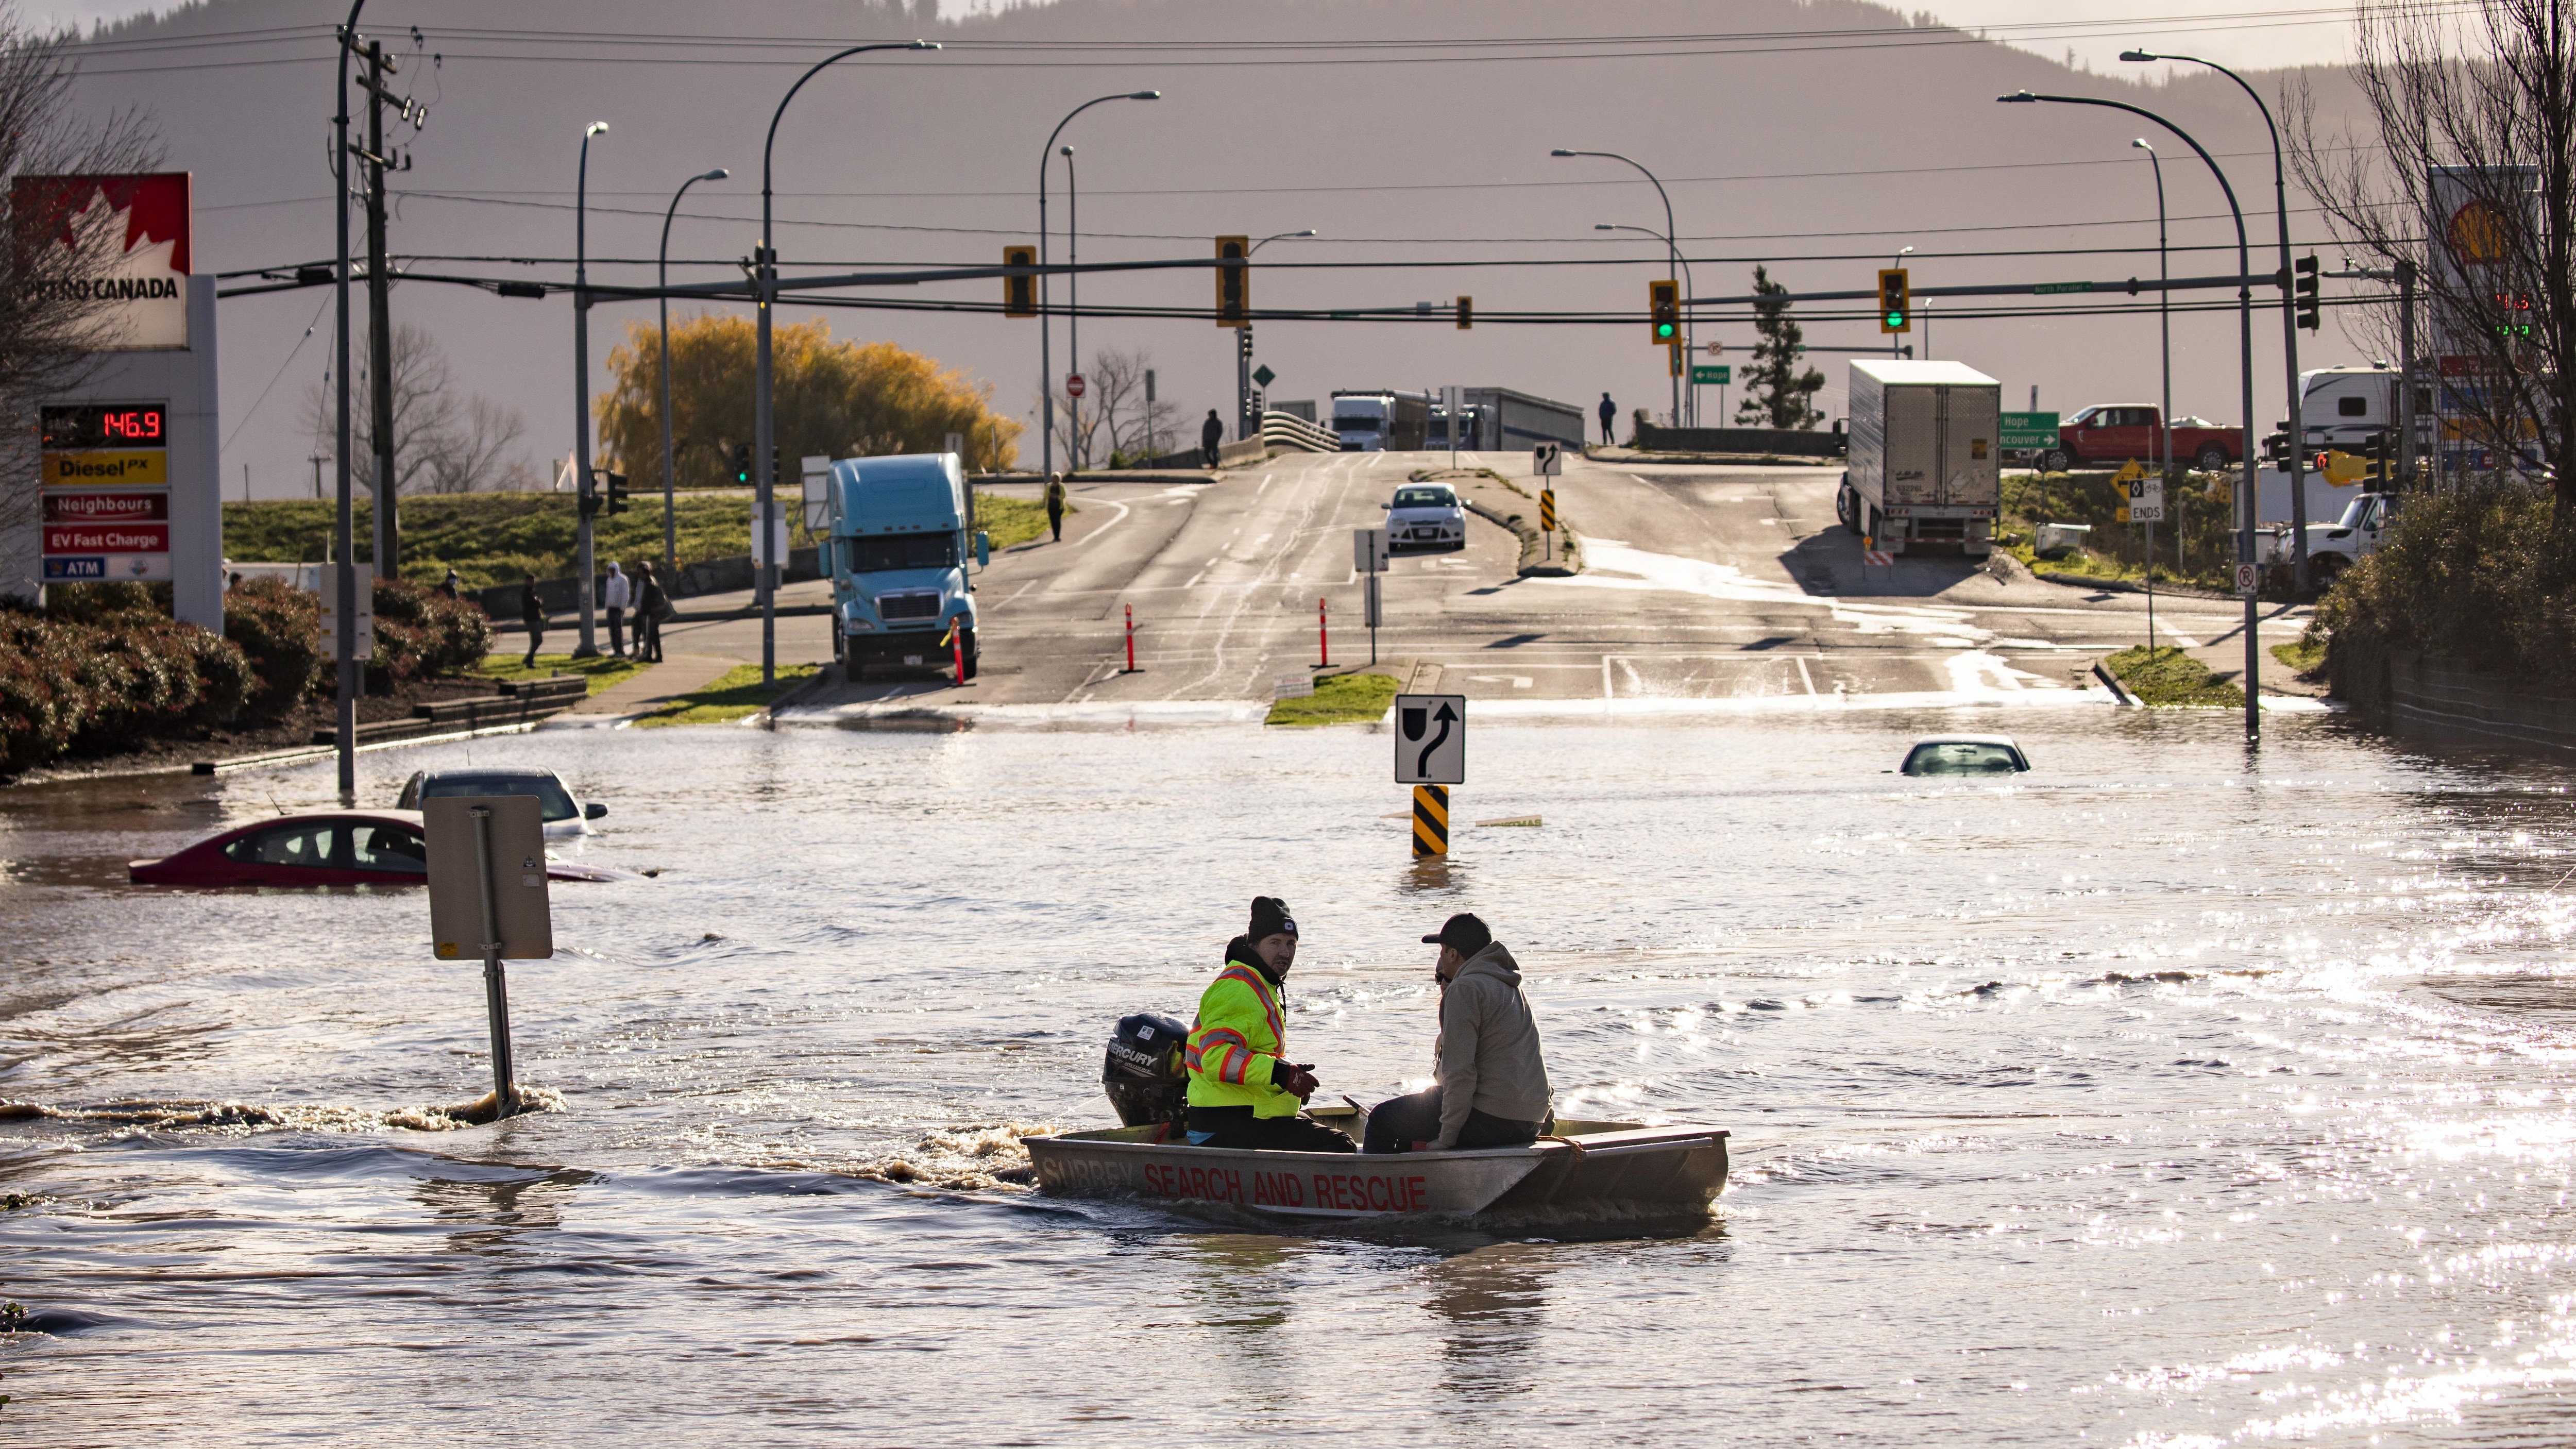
1384, 483, 1467, 552
396, 766, 607, 838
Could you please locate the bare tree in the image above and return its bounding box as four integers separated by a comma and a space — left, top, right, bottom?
0, 5, 164, 595
1084, 347, 1176, 465
2290, 0, 2576, 520
304, 322, 526, 502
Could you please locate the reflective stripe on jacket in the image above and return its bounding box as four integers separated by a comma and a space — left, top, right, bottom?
1186, 957, 1296, 1118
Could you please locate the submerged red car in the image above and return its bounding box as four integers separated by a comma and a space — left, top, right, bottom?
128, 809, 641, 888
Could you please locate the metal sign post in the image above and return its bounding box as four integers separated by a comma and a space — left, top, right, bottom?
425, 795, 552, 1119
1354, 526, 1388, 664
1394, 693, 1465, 857
1533, 444, 1563, 562
1444, 384, 1463, 468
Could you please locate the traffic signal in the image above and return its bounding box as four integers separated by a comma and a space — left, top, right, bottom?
1002, 244, 1037, 317
1455, 295, 1472, 330
577, 468, 601, 518
732, 443, 751, 485
2294, 254, 2320, 331
603, 470, 630, 516
1648, 279, 1680, 346
1214, 234, 1248, 327
1238, 325, 1254, 361
1878, 267, 1911, 333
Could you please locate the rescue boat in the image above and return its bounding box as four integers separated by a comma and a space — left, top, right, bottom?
1024, 1106, 1728, 1220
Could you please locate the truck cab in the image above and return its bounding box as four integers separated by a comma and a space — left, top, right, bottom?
1333, 395, 1395, 451
2266, 490, 2398, 583
824, 452, 989, 679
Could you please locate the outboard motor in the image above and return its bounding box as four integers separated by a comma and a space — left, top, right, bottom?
1102, 1012, 1189, 1126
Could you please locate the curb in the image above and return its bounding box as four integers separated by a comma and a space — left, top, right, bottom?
2035, 570, 2239, 601
753, 669, 834, 731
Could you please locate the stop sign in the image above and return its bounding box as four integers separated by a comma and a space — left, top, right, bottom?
1066, 374, 1087, 399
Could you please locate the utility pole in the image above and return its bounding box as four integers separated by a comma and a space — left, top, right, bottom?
571, 121, 608, 660
363, 38, 398, 575
310, 452, 327, 500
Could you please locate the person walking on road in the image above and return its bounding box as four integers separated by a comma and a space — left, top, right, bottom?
518, 574, 546, 670
1363, 913, 1554, 1154
1200, 409, 1224, 469
1182, 896, 1355, 1153
1598, 392, 1618, 447
633, 561, 666, 664
602, 561, 630, 658
1045, 472, 1067, 543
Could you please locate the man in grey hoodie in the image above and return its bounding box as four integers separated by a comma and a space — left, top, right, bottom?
1363, 913, 1553, 1153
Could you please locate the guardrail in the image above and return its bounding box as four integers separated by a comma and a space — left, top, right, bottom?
1261, 411, 1341, 454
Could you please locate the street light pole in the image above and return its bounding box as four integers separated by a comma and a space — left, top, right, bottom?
758, 40, 939, 687
2135, 138, 2176, 586
331, 0, 367, 804
1061, 144, 1079, 470
2124, 50, 2310, 593
658, 166, 728, 581
1598, 223, 1694, 422
571, 120, 608, 661
1038, 91, 1160, 483
1553, 149, 1683, 426
2001, 89, 2262, 743
1238, 229, 1315, 444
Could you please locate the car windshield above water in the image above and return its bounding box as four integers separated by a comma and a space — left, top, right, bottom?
1392, 486, 1456, 509
1901, 739, 2029, 776
418, 772, 580, 823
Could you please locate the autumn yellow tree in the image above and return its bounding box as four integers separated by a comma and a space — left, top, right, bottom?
595, 314, 1021, 487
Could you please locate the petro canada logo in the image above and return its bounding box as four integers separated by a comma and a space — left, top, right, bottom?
11, 172, 192, 350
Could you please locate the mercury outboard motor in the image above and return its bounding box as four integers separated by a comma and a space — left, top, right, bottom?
1102, 1012, 1190, 1126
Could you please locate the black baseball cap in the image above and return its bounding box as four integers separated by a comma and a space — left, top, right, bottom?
1421, 913, 1491, 954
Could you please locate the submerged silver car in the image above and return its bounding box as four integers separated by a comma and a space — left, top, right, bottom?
1897, 736, 2031, 777
396, 766, 606, 837
1384, 483, 1467, 552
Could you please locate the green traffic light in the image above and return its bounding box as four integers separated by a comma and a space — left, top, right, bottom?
1886, 311, 1905, 328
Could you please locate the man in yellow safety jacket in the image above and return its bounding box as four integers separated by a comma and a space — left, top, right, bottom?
1183, 896, 1357, 1152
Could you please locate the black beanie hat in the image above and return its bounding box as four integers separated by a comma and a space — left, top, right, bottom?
1249, 896, 1297, 940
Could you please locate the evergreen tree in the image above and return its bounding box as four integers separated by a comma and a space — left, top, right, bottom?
1734, 265, 1826, 429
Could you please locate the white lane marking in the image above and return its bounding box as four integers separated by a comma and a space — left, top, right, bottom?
1795, 656, 1817, 695
1069, 497, 1134, 548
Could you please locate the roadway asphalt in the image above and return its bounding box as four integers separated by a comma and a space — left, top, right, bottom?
645, 449, 2316, 719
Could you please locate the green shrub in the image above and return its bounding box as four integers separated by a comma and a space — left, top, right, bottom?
2318, 480, 2576, 694
223, 577, 322, 721
364, 577, 490, 690
0, 597, 257, 771
0, 608, 81, 773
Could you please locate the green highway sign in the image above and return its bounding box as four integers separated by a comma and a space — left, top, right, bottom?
1252, 364, 1276, 387
1691, 364, 1731, 385
2033, 281, 2095, 295
1999, 411, 2060, 449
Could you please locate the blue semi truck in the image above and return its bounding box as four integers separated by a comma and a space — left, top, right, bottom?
824, 452, 990, 679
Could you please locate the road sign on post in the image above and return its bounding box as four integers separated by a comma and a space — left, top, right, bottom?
1354, 526, 1388, 574
1691, 364, 1731, 386
1065, 373, 1086, 399
318, 561, 374, 661
1533, 441, 1562, 477
424, 794, 551, 1118
1999, 412, 2060, 450
2236, 562, 2261, 596
1394, 694, 1465, 784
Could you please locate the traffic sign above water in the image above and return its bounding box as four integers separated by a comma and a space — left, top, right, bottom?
1252, 364, 1276, 387
1394, 694, 1464, 784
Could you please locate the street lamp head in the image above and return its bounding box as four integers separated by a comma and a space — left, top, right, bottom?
1550, 148, 1578, 157
2120, 49, 2159, 62
1129, 90, 1161, 100
699, 167, 731, 182
1898, 244, 1916, 257
1059, 144, 1074, 156
2131, 139, 2153, 153
586, 121, 610, 137
1595, 223, 1616, 230
1997, 90, 2039, 104
911, 39, 941, 50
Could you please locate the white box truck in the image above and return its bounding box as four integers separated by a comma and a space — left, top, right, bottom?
1838, 360, 2002, 556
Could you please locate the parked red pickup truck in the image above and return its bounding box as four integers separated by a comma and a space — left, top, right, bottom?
2043, 405, 2242, 473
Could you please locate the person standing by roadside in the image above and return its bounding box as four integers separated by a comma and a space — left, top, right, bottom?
1363, 913, 1553, 1154
1045, 472, 1067, 543
1200, 409, 1224, 469
633, 561, 666, 663
519, 574, 546, 670
1598, 393, 1618, 447
602, 561, 630, 659
436, 567, 460, 600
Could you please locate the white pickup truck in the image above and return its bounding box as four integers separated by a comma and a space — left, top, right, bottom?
2263, 490, 2397, 584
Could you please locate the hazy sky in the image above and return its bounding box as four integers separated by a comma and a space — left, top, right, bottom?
27, 0, 2362, 73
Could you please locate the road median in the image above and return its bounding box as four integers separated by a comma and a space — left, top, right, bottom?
1416, 467, 1583, 578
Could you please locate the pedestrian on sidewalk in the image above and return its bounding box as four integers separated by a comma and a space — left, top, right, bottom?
1201, 409, 1224, 469
1598, 393, 1617, 447
603, 561, 631, 658
634, 562, 666, 663
519, 574, 546, 670
1045, 472, 1067, 542
435, 567, 460, 600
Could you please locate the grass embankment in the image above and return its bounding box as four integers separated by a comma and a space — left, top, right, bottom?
633, 663, 821, 727
2104, 645, 2246, 707
2271, 638, 2326, 678
1998, 469, 2241, 590
473, 652, 649, 697
1267, 670, 1400, 726
225, 490, 1057, 592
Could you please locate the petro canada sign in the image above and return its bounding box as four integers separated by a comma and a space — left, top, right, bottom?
12, 171, 192, 350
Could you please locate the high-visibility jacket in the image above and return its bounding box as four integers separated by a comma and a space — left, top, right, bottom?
1185, 953, 1297, 1118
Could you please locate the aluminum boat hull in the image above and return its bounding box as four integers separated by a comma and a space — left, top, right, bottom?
1024, 1113, 1728, 1220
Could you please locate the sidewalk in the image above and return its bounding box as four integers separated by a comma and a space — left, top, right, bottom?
561, 653, 740, 718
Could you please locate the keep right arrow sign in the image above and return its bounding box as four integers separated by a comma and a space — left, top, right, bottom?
1393, 693, 1465, 784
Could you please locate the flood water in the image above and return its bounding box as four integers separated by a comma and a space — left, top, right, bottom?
2, 709, 2572, 1444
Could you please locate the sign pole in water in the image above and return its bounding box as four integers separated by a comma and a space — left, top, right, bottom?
1394, 693, 1465, 857
426, 795, 552, 1121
